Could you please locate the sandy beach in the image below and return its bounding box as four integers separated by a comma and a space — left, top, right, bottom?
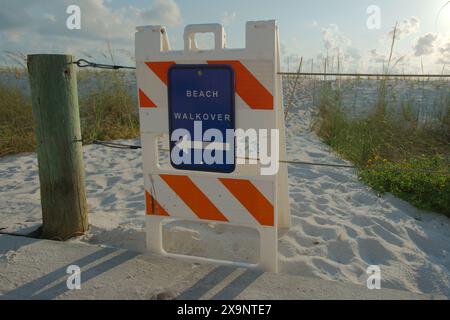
1, 80, 450, 298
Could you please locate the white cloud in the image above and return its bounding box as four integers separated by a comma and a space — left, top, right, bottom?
369, 49, 386, 63
318, 24, 363, 72
436, 37, 450, 64
388, 16, 420, 40
410, 32, 450, 66
0, 0, 182, 65
322, 24, 351, 50
295, 19, 445, 73
413, 33, 438, 56
141, 0, 182, 27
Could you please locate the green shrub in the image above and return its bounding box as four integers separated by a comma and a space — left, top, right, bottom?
360, 155, 450, 215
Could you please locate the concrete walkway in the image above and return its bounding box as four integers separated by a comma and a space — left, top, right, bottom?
0, 234, 443, 300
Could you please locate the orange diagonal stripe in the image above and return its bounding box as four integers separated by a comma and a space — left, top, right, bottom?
219, 178, 274, 226
145, 190, 169, 216
139, 89, 157, 108
207, 60, 273, 110
145, 61, 176, 85
160, 175, 228, 222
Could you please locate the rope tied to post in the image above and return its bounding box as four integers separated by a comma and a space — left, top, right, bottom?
71, 58, 450, 77
73, 58, 136, 70
93, 140, 141, 149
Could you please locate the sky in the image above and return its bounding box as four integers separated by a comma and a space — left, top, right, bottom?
0, 0, 449, 73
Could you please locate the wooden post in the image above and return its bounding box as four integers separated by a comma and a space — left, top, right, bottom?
27, 54, 88, 240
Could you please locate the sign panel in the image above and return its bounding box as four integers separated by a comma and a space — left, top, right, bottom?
168, 64, 235, 173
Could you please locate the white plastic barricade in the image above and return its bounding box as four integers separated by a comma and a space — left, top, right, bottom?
135, 20, 290, 272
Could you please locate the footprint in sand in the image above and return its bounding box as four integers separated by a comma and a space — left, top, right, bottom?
357, 238, 394, 265
369, 224, 405, 247
350, 191, 379, 207
106, 176, 122, 187
301, 220, 337, 240
326, 239, 355, 264
311, 257, 341, 277
313, 216, 331, 225
100, 193, 118, 207
351, 215, 375, 227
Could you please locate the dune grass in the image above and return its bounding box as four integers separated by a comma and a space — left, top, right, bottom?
0, 69, 139, 157
0, 79, 35, 156
313, 79, 450, 215
78, 69, 139, 144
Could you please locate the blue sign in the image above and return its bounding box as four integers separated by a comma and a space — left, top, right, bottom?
168, 64, 235, 173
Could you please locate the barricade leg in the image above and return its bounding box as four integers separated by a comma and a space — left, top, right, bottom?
146, 215, 164, 254
259, 227, 278, 272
